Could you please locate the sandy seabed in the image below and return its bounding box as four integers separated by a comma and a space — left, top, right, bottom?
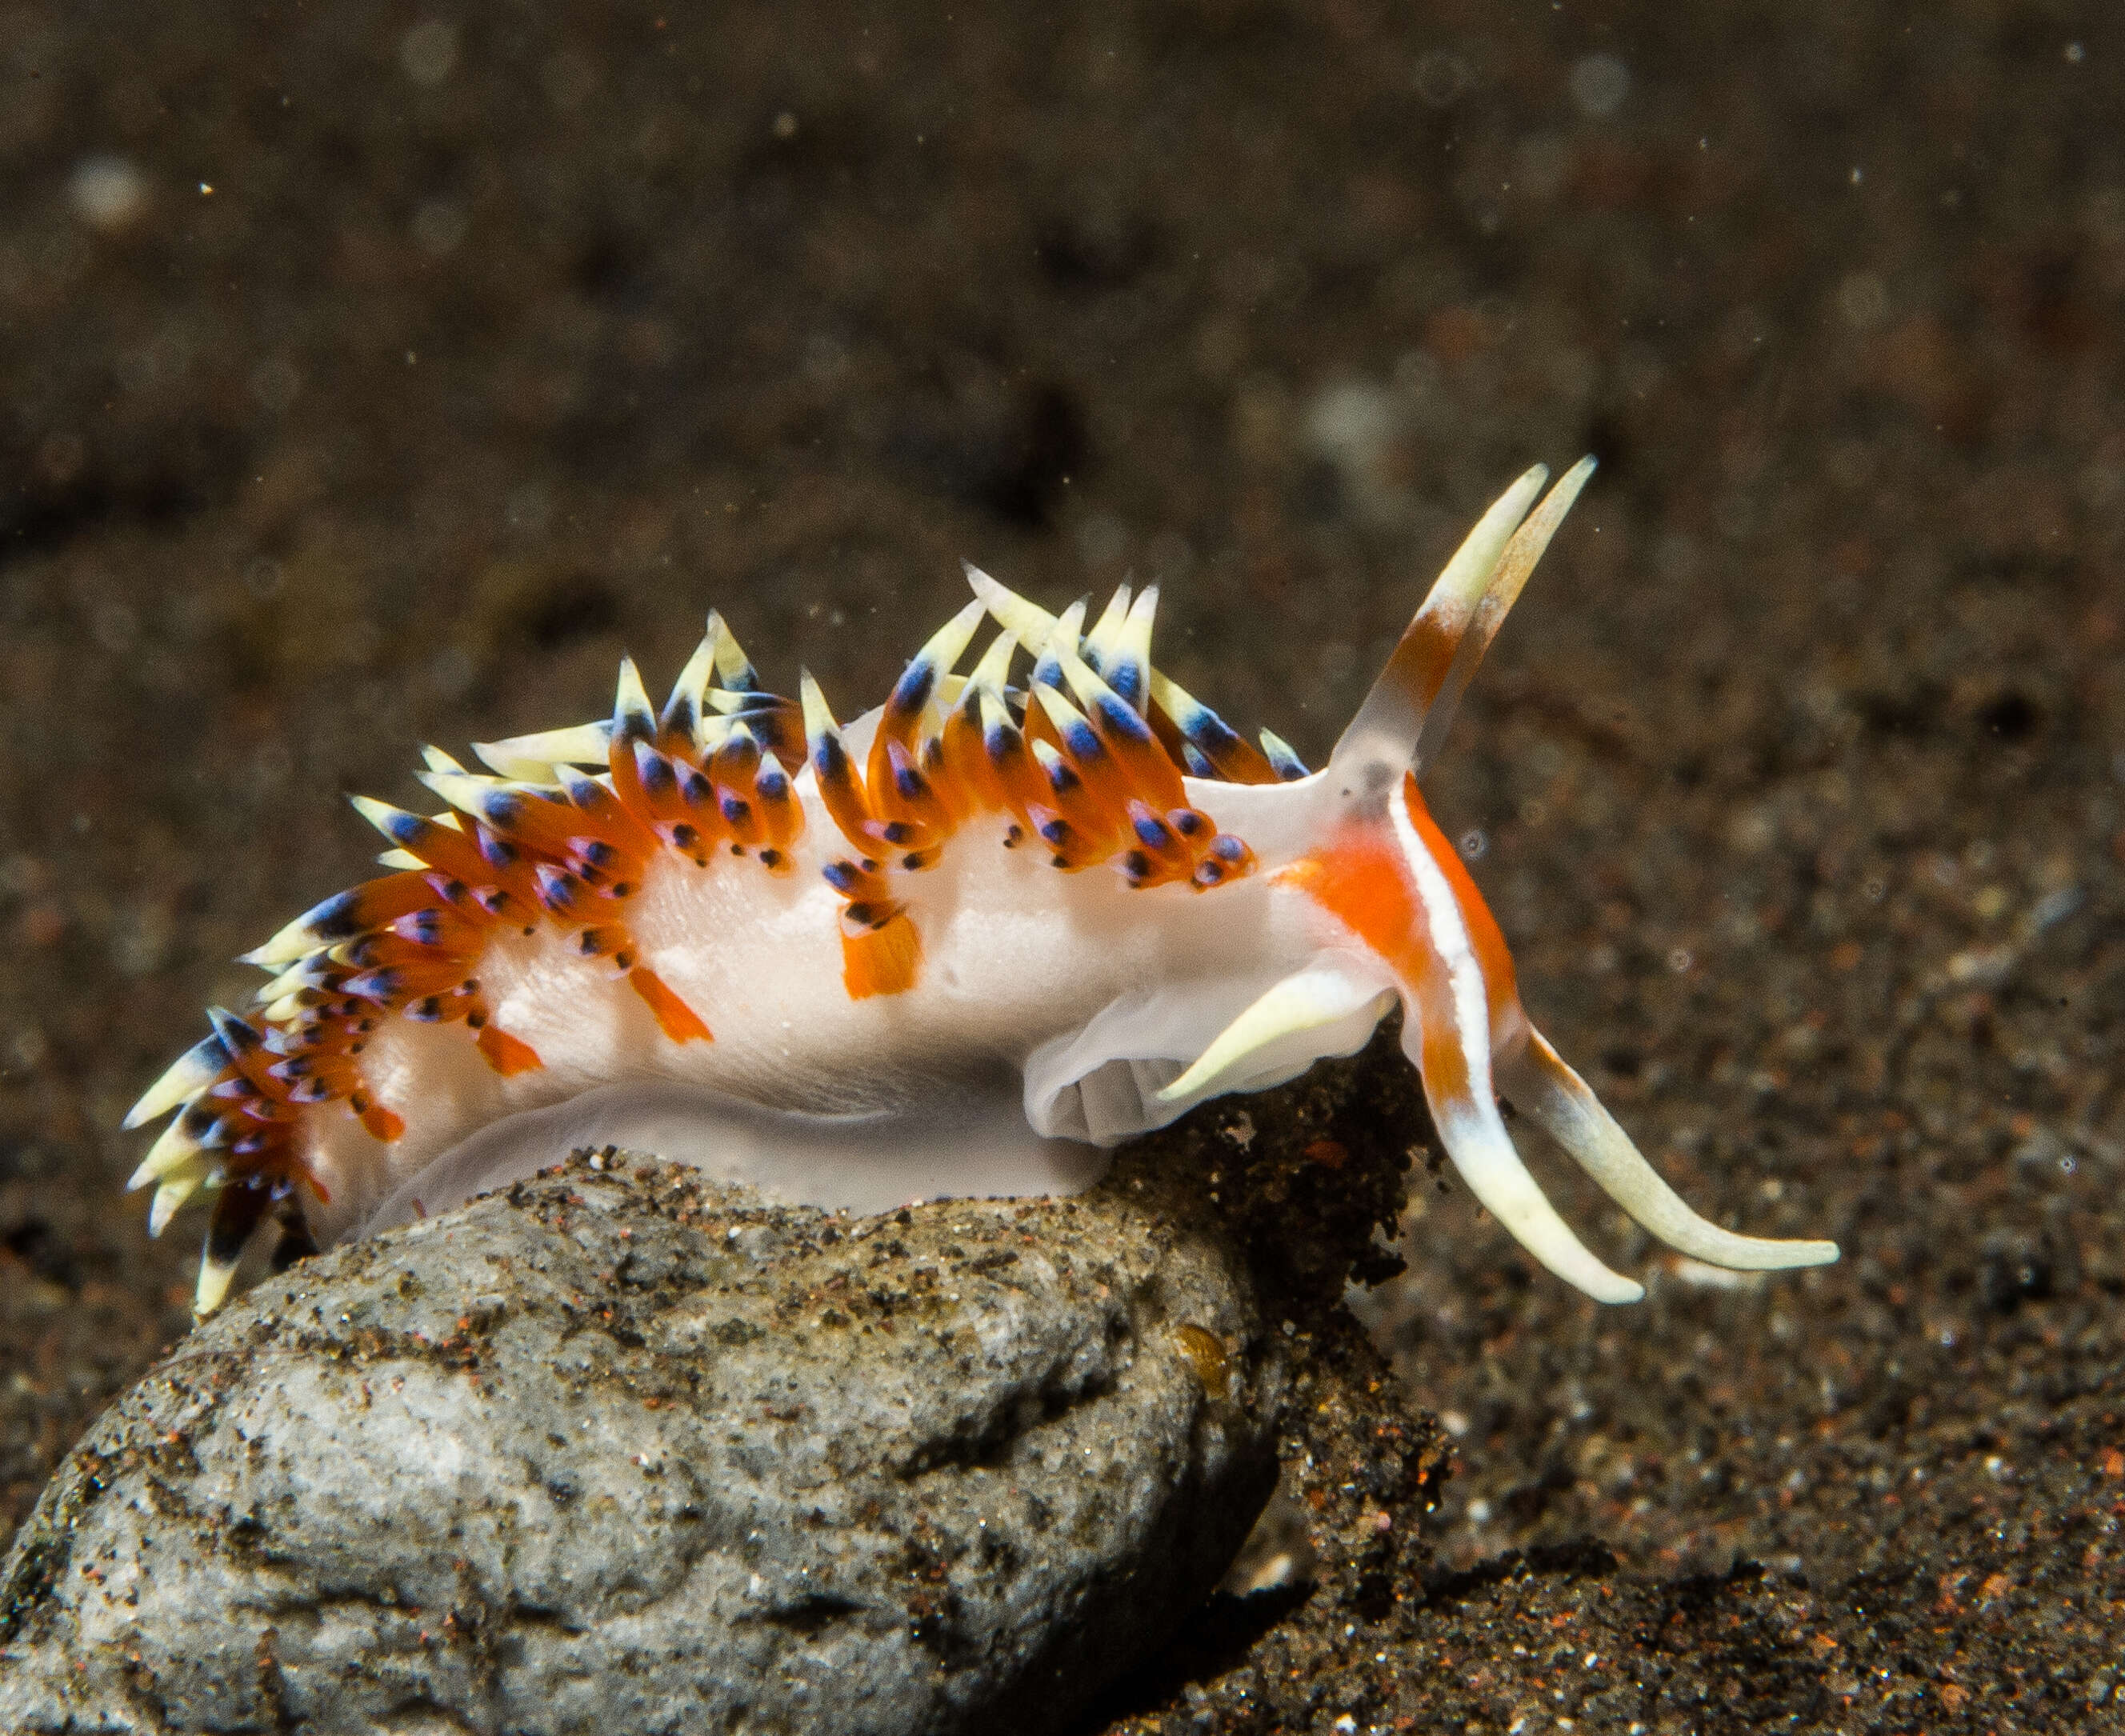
2, 2, 2121, 1730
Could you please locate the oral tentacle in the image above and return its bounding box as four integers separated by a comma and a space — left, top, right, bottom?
1155, 968, 1396, 1105
1421, 1062, 1644, 1303
1389, 785, 1639, 1299
1499, 1031, 1840, 1272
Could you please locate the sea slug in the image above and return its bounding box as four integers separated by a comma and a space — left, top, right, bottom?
124, 459, 1838, 1313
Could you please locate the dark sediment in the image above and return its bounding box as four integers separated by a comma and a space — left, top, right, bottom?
3, 2, 2123, 1730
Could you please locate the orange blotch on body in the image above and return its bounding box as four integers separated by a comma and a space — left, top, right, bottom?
475, 1024, 545, 1076
360, 1102, 406, 1142
842, 910, 922, 999
628, 965, 713, 1044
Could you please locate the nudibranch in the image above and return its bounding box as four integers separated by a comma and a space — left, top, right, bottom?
126, 459, 1837, 1314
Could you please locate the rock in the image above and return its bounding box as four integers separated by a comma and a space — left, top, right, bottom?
2, 1027, 1433, 1735
0, 1151, 1288, 1736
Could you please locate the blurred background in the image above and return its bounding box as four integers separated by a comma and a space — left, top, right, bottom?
2, 0, 2121, 1723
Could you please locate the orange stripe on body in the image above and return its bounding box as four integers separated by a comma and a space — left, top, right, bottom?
1278, 812, 1471, 1101
1276, 773, 1525, 1089
1395, 777, 1521, 1038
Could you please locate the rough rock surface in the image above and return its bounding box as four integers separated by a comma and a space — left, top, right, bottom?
0, 1150, 1294, 1735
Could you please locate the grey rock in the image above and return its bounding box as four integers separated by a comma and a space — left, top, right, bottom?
0, 1151, 1288, 1735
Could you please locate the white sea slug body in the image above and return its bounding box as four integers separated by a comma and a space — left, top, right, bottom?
125, 460, 1839, 1314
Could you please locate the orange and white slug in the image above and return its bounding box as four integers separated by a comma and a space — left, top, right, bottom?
126, 459, 1838, 1314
